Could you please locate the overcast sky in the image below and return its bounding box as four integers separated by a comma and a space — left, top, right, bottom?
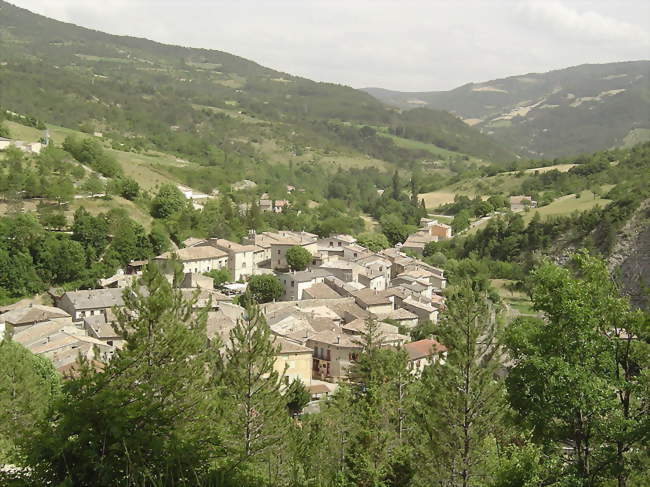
11, 0, 650, 91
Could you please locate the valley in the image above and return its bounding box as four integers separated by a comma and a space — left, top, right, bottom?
0, 1, 648, 485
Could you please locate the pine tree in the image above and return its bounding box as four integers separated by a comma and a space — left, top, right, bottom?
345, 318, 414, 487
218, 304, 289, 478
412, 281, 505, 487
25, 264, 220, 485
0, 333, 60, 464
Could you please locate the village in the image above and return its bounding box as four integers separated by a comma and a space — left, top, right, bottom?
0, 218, 453, 404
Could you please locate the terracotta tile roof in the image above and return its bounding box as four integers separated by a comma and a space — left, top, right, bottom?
403, 339, 447, 361
156, 246, 227, 262
61, 288, 125, 310
0, 304, 70, 326
302, 283, 342, 300
275, 336, 313, 354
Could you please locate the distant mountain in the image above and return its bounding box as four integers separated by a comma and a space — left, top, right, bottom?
364, 61, 650, 158
0, 0, 514, 165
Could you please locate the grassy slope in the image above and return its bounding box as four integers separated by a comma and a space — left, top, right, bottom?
0, 0, 512, 170
3, 120, 181, 226
523, 190, 612, 223
491, 279, 536, 317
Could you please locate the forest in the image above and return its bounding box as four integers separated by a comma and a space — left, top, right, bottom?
1, 252, 648, 486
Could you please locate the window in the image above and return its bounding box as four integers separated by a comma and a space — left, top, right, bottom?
277, 249, 281, 255
242, 262, 246, 268
291, 281, 294, 287
329, 242, 333, 247
338, 242, 342, 247
354, 253, 357, 258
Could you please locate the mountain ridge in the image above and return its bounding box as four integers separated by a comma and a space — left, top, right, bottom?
0, 0, 514, 165
363, 60, 650, 158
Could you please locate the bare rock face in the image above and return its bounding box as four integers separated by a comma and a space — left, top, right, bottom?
608, 199, 650, 310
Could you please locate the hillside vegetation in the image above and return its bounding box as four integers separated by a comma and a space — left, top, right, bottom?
364, 61, 650, 158
0, 0, 513, 174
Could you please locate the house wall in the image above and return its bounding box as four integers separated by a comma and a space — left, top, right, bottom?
229, 251, 254, 281
358, 273, 388, 291
402, 302, 438, 323
309, 342, 358, 381
280, 276, 326, 301
156, 256, 228, 275
365, 302, 394, 315
271, 242, 317, 270
429, 224, 452, 240
275, 352, 312, 385
342, 247, 365, 261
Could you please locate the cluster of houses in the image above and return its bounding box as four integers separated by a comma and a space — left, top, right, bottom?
1, 229, 448, 401
400, 217, 453, 255
0, 136, 43, 154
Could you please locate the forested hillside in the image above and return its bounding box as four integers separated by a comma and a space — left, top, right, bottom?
364, 61, 650, 158
0, 0, 513, 166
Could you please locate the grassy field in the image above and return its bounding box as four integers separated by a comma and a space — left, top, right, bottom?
68, 196, 154, 230
523, 190, 612, 223
419, 190, 459, 208
111, 150, 183, 191
491, 279, 536, 317
4, 121, 43, 141
382, 133, 470, 160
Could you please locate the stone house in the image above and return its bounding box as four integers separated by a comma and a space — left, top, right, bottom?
351, 288, 394, 315
274, 336, 313, 386
0, 304, 72, 335
154, 246, 229, 275
279, 269, 333, 301
510, 195, 537, 212
200, 238, 257, 281
56, 288, 125, 322
403, 338, 447, 375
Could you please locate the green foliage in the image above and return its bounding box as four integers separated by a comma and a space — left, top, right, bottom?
204, 267, 232, 287
114, 176, 140, 200
62, 135, 121, 177
380, 214, 415, 246
81, 173, 105, 196
0, 336, 60, 464
24, 265, 220, 485
245, 274, 283, 304
451, 209, 471, 234
356, 232, 390, 252
151, 183, 186, 219
344, 319, 414, 487
218, 305, 288, 474
504, 252, 650, 484
0, 122, 10, 138
284, 379, 310, 416
409, 319, 436, 341
411, 281, 505, 485
285, 245, 312, 272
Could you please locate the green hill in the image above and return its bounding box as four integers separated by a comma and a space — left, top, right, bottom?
364, 61, 650, 159
0, 0, 514, 170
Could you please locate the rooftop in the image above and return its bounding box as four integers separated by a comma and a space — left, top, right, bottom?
281, 269, 333, 283
207, 238, 257, 253
61, 288, 124, 310
302, 282, 342, 300
352, 288, 393, 306
275, 336, 313, 354
403, 339, 447, 361
0, 304, 70, 326
156, 246, 228, 262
